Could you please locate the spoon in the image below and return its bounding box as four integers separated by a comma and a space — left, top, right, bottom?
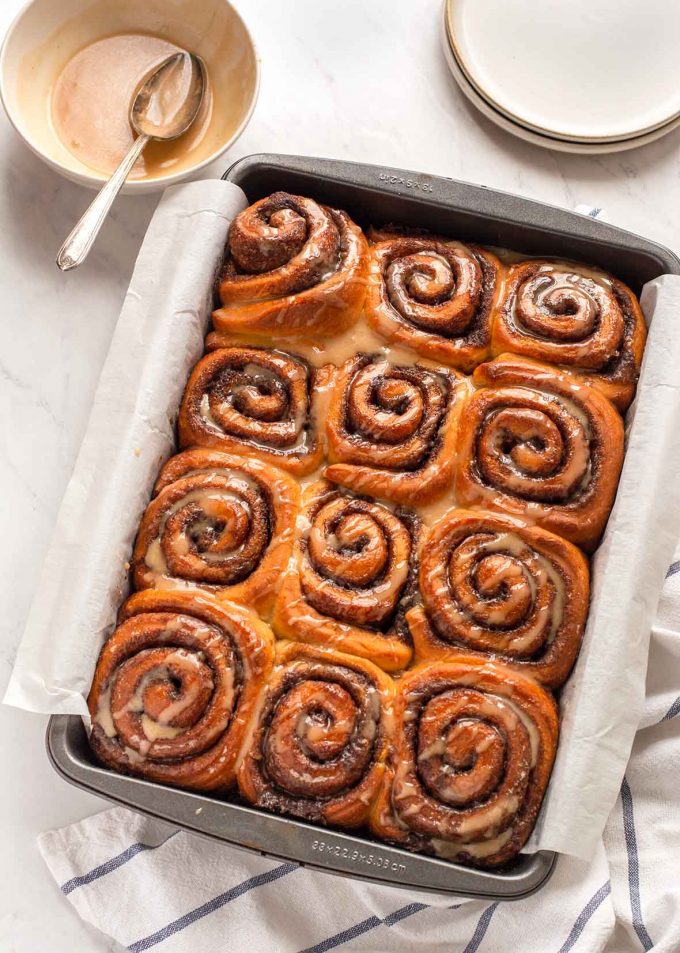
56, 51, 205, 272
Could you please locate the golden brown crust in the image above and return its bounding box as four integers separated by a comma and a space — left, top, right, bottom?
408, 509, 590, 689
454, 355, 624, 551
213, 193, 369, 337
324, 353, 465, 505
88, 590, 275, 791
272, 482, 417, 672
132, 449, 299, 612
492, 260, 647, 411
368, 657, 558, 867
365, 234, 502, 372
178, 346, 332, 476
237, 641, 395, 827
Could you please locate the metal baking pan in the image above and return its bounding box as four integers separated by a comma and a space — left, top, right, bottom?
46, 154, 680, 901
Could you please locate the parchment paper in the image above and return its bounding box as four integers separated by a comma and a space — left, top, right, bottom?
4, 179, 247, 716
5, 179, 680, 860
527, 273, 680, 858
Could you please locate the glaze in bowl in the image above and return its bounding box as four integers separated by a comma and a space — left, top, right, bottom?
0, 0, 260, 192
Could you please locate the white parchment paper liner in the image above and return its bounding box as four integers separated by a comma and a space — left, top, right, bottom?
4, 179, 247, 716
525, 273, 680, 857
5, 180, 680, 860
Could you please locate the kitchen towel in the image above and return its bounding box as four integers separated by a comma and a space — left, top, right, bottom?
37, 543, 680, 953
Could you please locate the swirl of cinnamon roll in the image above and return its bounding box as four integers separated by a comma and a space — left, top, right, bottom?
178, 346, 331, 475
455, 356, 624, 550
492, 260, 647, 411
273, 482, 418, 671
365, 233, 502, 371
369, 658, 558, 867
88, 590, 275, 791
213, 192, 369, 336
324, 354, 464, 505
237, 642, 395, 827
408, 510, 589, 688
132, 449, 299, 612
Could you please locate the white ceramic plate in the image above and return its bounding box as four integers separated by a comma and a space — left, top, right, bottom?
445, 0, 680, 143
441, 10, 680, 155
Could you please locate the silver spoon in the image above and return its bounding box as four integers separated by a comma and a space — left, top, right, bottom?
56, 51, 205, 271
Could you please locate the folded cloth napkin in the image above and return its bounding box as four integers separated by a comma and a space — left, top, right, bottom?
38, 544, 680, 953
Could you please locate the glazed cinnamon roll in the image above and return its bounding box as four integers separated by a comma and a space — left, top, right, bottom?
365, 233, 502, 372
88, 590, 275, 791
237, 642, 395, 827
272, 482, 417, 672
178, 345, 332, 476
455, 355, 624, 551
408, 510, 589, 689
492, 260, 646, 411
132, 450, 299, 612
369, 658, 558, 867
324, 354, 464, 505
213, 192, 369, 336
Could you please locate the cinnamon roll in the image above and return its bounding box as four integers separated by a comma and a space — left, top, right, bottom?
455, 355, 624, 551
408, 510, 589, 689
365, 233, 502, 372
324, 354, 464, 505
88, 590, 275, 791
492, 260, 646, 411
213, 192, 369, 336
369, 658, 558, 867
178, 345, 332, 476
237, 642, 395, 827
272, 482, 417, 672
132, 450, 299, 612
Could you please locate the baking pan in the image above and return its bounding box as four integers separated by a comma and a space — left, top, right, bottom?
46, 155, 680, 900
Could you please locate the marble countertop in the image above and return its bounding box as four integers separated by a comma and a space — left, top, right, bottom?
2, 1, 680, 949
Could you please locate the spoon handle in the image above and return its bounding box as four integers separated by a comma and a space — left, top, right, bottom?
56, 134, 151, 271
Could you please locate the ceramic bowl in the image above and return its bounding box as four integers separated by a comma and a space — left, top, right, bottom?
0, 0, 260, 192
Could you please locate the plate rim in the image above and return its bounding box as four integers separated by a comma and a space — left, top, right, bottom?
441, 13, 680, 156
444, 0, 680, 144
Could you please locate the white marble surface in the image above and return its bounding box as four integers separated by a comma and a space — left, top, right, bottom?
2, 1, 680, 949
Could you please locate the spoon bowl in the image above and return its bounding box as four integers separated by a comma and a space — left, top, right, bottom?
132, 51, 205, 140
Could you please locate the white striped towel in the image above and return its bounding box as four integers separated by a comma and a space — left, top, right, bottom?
37, 544, 680, 953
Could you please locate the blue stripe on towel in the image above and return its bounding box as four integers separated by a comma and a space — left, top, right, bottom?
298, 902, 432, 953
383, 902, 431, 927
661, 695, 680, 721
652, 560, 680, 723
666, 560, 680, 578
61, 831, 179, 895
620, 778, 654, 950
556, 882, 611, 953
127, 862, 297, 952
462, 903, 499, 953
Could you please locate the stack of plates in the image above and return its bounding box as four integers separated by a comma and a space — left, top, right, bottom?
442, 0, 680, 154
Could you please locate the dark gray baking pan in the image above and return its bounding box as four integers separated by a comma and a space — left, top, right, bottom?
46, 154, 680, 901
